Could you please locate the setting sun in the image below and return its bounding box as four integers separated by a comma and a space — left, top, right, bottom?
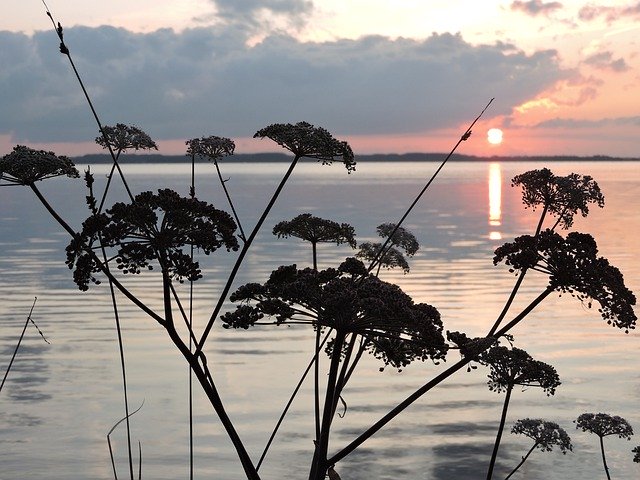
487, 128, 503, 145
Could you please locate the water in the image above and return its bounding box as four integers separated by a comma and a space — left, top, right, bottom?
1, 160, 639, 479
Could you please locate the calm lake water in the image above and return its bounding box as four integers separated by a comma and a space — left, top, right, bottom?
1, 160, 639, 480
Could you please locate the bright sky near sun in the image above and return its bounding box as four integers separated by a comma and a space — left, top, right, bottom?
2, 0, 639, 157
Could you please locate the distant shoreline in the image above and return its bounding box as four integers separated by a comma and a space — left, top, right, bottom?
72, 153, 640, 163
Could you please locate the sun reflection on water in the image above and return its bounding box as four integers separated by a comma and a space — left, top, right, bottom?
488, 162, 502, 240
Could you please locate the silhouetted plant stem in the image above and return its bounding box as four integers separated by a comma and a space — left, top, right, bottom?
161, 270, 260, 480
106, 400, 144, 480
213, 160, 246, 242
367, 98, 494, 274
310, 330, 345, 480
0, 297, 38, 394
188, 153, 196, 480
257, 330, 331, 471
486, 385, 513, 480
29, 183, 166, 325
314, 327, 321, 443
327, 287, 553, 467
487, 205, 548, 336
42, 4, 134, 202
197, 155, 301, 352
504, 443, 536, 480
600, 436, 611, 480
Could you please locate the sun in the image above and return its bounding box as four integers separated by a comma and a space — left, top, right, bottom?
487, 128, 503, 145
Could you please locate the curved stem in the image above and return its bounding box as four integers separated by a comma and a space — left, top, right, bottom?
504, 442, 537, 480
327, 287, 553, 467
600, 436, 611, 480
309, 331, 346, 480
1, 298, 38, 394
257, 330, 331, 471
486, 386, 513, 480
197, 155, 301, 352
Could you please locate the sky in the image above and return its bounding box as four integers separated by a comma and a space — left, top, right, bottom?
1, 0, 639, 157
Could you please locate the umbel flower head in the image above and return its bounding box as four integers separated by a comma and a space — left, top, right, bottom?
356, 223, 420, 273
1, 145, 79, 185
512, 168, 604, 229
273, 214, 357, 248
254, 121, 356, 173
95, 124, 158, 153
186, 135, 235, 161
511, 418, 573, 454
66, 188, 239, 290
221, 258, 447, 370
479, 345, 560, 396
575, 413, 634, 440
494, 229, 637, 332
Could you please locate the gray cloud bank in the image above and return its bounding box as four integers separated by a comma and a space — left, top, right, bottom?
1, 26, 568, 144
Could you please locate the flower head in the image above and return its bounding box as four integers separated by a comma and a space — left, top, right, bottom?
633, 445, 640, 463
511, 418, 573, 454
95, 124, 158, 153
1, 145, 79, 185
512, 168, 604, 229
479, 345, 560, 395
254, 122, 356, 172
575, 413, 634, 440
357, 242, 410, 273
273, 214, 356, 248
221, 258, 447, 370
376, 223, 419, 256
494, 230, 637, 332
186, 135, 235, 161
66, 188, 239, 290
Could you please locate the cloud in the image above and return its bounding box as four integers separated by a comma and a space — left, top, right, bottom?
510, 0, 563, 16
209, 0, 313, 30
584, 51, 629, 72
532, 115, 640, 128
0, 27, 569, 145
579, 2, 640, 22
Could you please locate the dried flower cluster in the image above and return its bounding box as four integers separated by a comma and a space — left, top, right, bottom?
512, 168, 604, 229
186, 135, 235, 161
511, 418, 573, 453
221, 258, 447, 370
494, 230, 637, 331
357, 223, 420, 273
0, 145, 79, 184
575, 413, 634, 440
479, 346, 560, 395
95, 123, 158, 153
66, 189, 239, 290
254, 122, 356, 172
273, 214, 356, 249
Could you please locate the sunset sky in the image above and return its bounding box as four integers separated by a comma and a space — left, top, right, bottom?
2, 0, 639, 157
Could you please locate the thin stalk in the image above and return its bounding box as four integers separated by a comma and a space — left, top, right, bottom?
42, 4, 134, 202
213, 160, 246, 242
367, 98, 494, 274
257, 330, 331, 471
188, 150, 195, 480
331, 335, 357, 418
309, 331, 346, 480
1, 297, 38, 394
327, 287, 554, 467
197, 155, 302, 352
106, 400, 145, 480
486, 386, 513, 480
487, 205, 548, 335
599, 436, 611, 480
161, 271, 260, 480
504, 442, 537, 479
314, 326, 321, 443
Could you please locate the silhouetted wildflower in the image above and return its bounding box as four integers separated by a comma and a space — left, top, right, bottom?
221, 258, 447, 370
186, 136, 235, 161
95, 124, 158, 153
494, 229, 637, 331
575, 413, 634, 440
66, 189, 239, 290
479, 345, 560, 395
512, 168, 604, 229
632, 445, 640, 463
357, 223, 420, 273
273, 214, 356, 248
254, 122, 356, 172
0, 145, 79, 185
511, 419, 573, 453
357, 243, 410, 273
376, 223, 419, 256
